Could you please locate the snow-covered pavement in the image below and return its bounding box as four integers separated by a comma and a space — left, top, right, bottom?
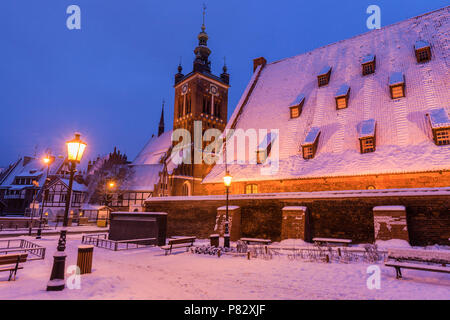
0, 235, 449, 300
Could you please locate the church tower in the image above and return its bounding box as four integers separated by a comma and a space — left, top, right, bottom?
171, 7, 230, 196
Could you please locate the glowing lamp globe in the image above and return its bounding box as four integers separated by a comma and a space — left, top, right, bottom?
223, 172, 232, 187
66, 133, 87, 163
43, 157, 51, 165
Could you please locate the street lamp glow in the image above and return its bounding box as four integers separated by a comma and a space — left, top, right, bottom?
66, 133, 87, 163
43, 157, 51, 164
223, 172, 232, 187
108, 181, 115, 188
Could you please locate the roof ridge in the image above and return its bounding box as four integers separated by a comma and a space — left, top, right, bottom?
268, 5, 449, 66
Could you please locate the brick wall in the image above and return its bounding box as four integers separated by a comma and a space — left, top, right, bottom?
145, 190, 450, 246
200, 171, 450, 195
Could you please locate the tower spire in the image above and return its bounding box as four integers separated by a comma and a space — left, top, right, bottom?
158, 100, 165, 137
193, 4, 211, 73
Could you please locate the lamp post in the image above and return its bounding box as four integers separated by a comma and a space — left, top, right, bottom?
105, 181, 115, 226
28, 180, 39, 236
223, 171, 232, 248
47, 133, 86, 291
36, 155, 52, 239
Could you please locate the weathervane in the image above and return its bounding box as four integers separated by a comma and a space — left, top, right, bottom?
202, 3, 207, 29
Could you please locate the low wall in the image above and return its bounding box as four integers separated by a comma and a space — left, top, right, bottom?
145, 188, 450, 246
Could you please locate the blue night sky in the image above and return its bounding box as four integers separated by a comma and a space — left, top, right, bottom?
0, 0, 447, 167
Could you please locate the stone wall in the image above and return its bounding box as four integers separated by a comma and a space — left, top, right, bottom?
145, 189, 450, 246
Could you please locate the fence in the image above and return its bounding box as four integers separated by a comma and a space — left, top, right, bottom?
81, 234, 157, 251
246, 244, 388, 263
0, 238, 46, 260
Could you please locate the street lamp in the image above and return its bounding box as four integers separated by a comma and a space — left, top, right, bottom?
47, 133, 86, 291
105, 180, 116, 226
37, 154, 53, 239
223, 171, 232, 248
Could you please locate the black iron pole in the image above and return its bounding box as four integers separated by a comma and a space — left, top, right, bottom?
36, 164, 50, 239
224, 186, 230, 248
46, 161, 76, 291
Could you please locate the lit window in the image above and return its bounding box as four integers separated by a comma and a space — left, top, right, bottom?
435, 129, 450, 145
335, 85, 350, 110
289, 94, 305, 119
290, 106, 300, 118
358, 119, 376, 154
389, 73, 405, 99
302, 127, 320, 159
245, 184, 258, 194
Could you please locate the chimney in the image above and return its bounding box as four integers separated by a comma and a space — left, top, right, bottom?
253, 57, 267, 72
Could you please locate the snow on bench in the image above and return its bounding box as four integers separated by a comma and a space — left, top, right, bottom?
385, 248, 450, 279
313, 238, 352, 246
240, 238, 272, 245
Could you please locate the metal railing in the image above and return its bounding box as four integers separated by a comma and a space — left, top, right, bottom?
81, 234, 157, 251
0, 238, 46, 260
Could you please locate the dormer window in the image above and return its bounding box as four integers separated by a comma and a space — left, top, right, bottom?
256, 132, 275, 164
427, 108, 450, 146
335, 85, 350, 110
414, 40, 431, 63
289, 94, 305, 119
389, 72, 406, 99
362, 54, 376, 75
358, 119, 376, 153
317, 66, 331, 87
302, 127, 320, 159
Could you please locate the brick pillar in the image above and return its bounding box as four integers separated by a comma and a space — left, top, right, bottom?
215, 206, 241, 241
373, 206, 409, 242
281, 206, 310, 242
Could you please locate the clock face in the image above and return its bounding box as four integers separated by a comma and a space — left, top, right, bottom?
210, 85, 218, 95
182, 84, 188, 94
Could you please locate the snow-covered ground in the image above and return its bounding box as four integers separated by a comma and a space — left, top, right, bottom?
1, 235, 449, 300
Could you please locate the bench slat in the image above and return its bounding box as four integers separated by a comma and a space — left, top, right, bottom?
385, 261, 450, 273
313, 237, 352, 243
0, 254, 28, 266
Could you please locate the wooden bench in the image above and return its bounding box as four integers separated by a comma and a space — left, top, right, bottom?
385, 248, 450, 279
240, 238, 272, 245
313, 237, 352, 247
161, 237, 196, 255
0, 253, 28, 281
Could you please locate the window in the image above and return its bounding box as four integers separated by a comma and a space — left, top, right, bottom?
202, 95, 211, 114
289, 94, 305, 119
435, 129, 450, 145
302, 127, 320, 159
186, 94, 191, 114
317, 66, 331, 87
178, 96, 183, 118
414, 40, 431, 63
389, 73, 405, 99
302, 145, 314, 159
358, 119, 376, 154
335, 85, 350, 110
245, 184, 258, 194
360, 137, 376, 153
290, 106, 300, 118
362, 55, 376, 76
256, 132, 274, 164
182, 182, 191, 196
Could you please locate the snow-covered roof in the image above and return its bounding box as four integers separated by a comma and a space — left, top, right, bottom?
133, 130, 173, 165
121, 164, 163, 192
0, 156, 63, 189
358, 119, 376, 139
318, 66, 331, 76
336, 84, 350, 97
389, 72, 405, 86
303, 127, 320, 145
204, 7, 450, 184
361, 54, 375, 64
289, 94, 305, 107
414, 40, 430, 50
428, 108, 450, 129
59, 179, 88, 192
